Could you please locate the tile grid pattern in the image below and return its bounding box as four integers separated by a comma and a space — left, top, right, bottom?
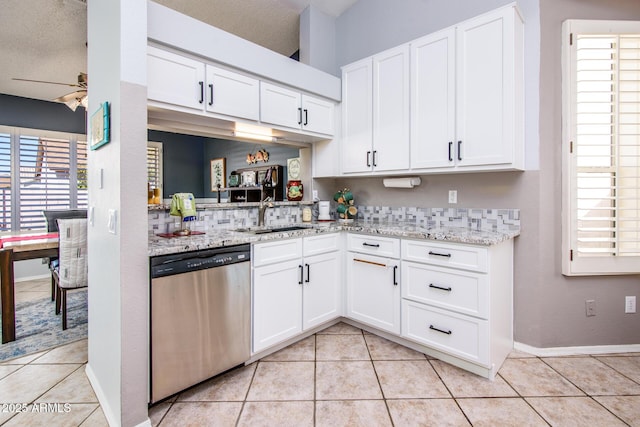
148, 205, 520, 234
148, 322, 639, 427
1, 322, 639, 426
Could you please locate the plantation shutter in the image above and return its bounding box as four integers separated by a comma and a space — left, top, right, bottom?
147, 141, 163, 200
0, 133, 11, 231
563, 20, 640, 275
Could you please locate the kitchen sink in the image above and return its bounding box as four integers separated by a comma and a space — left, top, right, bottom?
234, 226, 309, 234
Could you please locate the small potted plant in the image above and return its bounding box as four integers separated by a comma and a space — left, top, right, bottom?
334, 188, 357, 223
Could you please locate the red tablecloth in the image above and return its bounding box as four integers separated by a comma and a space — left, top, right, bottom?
0, 232, 59, 248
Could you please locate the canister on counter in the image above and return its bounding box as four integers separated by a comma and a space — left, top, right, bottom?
302, 207, 312, 222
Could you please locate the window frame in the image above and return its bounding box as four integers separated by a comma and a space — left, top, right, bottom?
0, 125, 87, 232
562, 19, 640, 276
147, 141, 163, 203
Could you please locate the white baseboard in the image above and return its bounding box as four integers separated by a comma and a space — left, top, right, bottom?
85, 364, 152, 427
514, 341, 640, 357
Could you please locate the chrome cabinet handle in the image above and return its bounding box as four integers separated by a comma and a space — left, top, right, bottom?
429, 325, 452, 335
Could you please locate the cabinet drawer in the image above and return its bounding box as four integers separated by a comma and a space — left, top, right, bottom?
348, 234, 400, 258
303, 233, 340, 257
402, 239, 488, 272
402, 300, 488, 365
253, 238, 302, 267
402, 262, 488, 319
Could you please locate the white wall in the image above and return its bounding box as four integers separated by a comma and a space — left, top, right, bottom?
86, 0, 150, 426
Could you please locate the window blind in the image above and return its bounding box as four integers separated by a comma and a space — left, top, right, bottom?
574, 34, 640, 258
563, 19, 640, 275
147, 142, 163, 200
0, 133, 11, 231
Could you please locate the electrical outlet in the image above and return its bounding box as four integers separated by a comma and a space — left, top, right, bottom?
312, 190, 319, 201
448, 190, 458, 204
625, 296, 636, 314
585, 299, 596, 317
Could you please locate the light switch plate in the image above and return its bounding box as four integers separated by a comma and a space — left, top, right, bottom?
108, 209, 117, 235
448, 190, 458, 204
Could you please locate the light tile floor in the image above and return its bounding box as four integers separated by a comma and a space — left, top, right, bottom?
1, 307, 639, 425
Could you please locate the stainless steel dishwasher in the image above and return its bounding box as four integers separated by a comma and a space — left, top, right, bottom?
149, 244, 251, 403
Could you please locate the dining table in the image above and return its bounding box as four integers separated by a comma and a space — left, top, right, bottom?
0, 231, 59, 343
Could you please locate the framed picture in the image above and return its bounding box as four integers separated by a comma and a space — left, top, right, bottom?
210, 158, 226, 191
90, 102, 110, 150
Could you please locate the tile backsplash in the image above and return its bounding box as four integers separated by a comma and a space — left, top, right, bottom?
148, 204, 519, 234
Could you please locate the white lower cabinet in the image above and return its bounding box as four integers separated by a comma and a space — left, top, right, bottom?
346, 234, 401, 334
252, 234, 341, 353
400, 239, 513, 376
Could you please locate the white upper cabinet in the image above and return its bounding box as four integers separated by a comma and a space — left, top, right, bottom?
147, 46, 259, 121
204, 65, 259, 120
410, 28, 456, 169
411, 5, 524, 171
260, 82, 335, 136
373, 45, 411, 172
148, 47, 205, 111
341, 58, 373, 173
341, 45, 410, 174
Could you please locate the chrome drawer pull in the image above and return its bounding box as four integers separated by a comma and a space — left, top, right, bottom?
363, 242, 380, 248
428, 251, 451, 258
429, 284, 452, 292
429, 325, 452, 335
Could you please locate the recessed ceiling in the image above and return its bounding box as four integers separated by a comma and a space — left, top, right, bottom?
0, 0, 356, 105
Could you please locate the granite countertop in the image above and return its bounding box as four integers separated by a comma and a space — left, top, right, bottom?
148, 221, 520, 257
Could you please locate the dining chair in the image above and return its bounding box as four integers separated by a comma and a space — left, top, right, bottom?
53, 218, 88, 330
42, 209, 87, 301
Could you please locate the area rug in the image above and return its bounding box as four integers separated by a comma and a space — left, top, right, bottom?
0, 289, 88, 361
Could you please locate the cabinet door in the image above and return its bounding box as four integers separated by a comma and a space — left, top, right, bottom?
260, 82, 302, 129
147, 46, 205, 110
455, 7, 516, 167
373, 45, 410, 171
410, 28, 456, 169
346, 252, 400, 334
301, 95, 334, 135
253, 259, 303, 353
205, 65, 259, 120
303, 251, 341, 330
341, 58, 373, 174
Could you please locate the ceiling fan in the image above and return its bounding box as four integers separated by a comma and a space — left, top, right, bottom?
12, 72, 88, 111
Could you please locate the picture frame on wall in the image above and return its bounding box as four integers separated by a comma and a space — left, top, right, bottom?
90, 102, 110, 150
210, 158, 226, 191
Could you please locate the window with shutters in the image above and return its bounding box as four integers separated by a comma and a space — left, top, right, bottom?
147, 141, 163, 203
0, 127, 87, 232
562, 20, 640, 275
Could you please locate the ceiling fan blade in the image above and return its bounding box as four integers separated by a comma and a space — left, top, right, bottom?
54, 90, 87, 103
12, 77, 84, 88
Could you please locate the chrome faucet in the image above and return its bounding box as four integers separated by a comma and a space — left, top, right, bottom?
258, 196, 274, 226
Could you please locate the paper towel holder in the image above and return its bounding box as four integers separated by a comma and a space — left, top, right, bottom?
382, 177, 421, 188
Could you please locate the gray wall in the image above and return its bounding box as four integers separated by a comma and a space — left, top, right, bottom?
0, 94, 86, 134
329, 0, 640, 348
148, 130, 299, 199
149, 130, 205, 197
204, 138, 299, 198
